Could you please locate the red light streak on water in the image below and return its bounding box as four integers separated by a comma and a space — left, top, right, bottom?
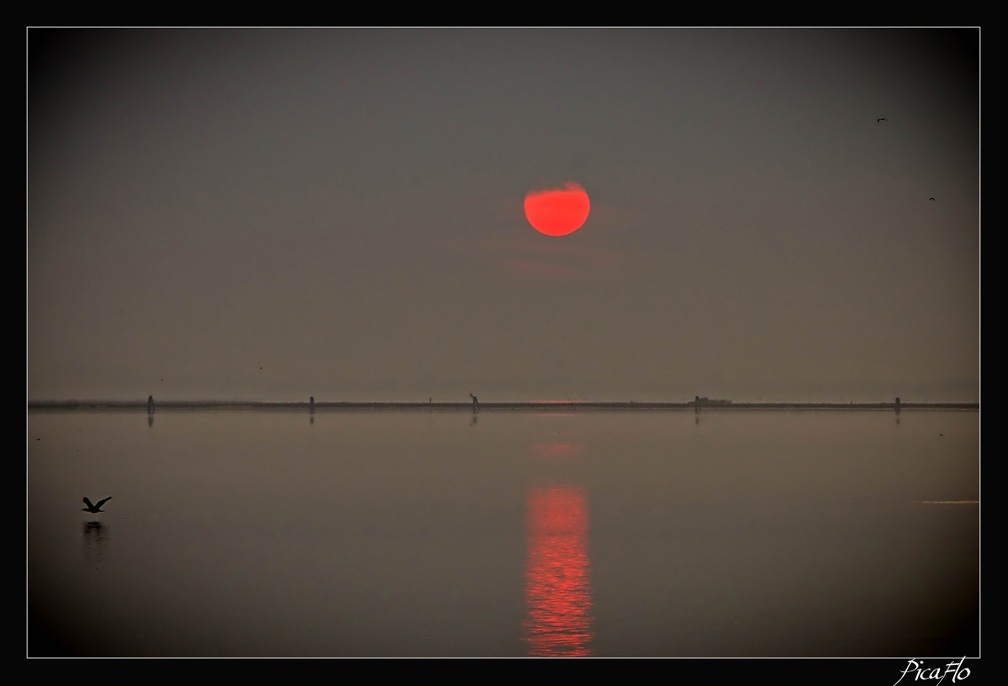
524, 484, 593, 657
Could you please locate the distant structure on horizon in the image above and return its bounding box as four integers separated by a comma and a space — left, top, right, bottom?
694, 396, 732, 410
147, 395, 155, 415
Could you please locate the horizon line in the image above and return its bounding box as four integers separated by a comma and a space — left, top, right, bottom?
26, 399, 979, 412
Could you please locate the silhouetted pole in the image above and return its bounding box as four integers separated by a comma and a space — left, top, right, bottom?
147, 395, 155, 415
309, 395, 315, 414
895, 396, 901, 414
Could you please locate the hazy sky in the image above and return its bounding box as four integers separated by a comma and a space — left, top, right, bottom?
27, 28, 980, 403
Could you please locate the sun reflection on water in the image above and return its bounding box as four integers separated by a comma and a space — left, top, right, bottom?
524, 482, 593, 657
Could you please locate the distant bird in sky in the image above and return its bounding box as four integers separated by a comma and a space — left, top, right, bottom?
929, 197, 936, 202
82, 496, 111, 513
876, 117, 888, 123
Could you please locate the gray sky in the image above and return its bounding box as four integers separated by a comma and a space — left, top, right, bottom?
27, 28, 980, 403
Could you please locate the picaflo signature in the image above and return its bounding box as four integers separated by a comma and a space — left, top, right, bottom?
894, 658, 971, 686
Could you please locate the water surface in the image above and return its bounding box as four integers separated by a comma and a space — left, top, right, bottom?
27, 408, 979, 657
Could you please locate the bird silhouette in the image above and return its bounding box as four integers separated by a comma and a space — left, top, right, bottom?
876, 117, 888, 123
82, 496, 111, 513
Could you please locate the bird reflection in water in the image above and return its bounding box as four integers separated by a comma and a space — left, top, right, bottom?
524, 482, 593, 657
82, 521, 108, 570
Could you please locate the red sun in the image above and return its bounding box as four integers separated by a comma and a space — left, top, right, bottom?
524, 182, 590, 237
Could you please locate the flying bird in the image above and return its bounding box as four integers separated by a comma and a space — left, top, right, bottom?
876, 117, 888, 123
82, 496, 112, 513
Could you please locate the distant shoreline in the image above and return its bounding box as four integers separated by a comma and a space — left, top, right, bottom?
26, 400, 979, 412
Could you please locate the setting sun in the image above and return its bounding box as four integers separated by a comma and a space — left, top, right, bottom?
524, 182, 590, 237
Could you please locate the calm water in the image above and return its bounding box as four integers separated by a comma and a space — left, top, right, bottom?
27, 408, 979, 658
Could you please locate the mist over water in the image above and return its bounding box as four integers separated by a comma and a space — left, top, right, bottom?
28, 407, 978, 657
